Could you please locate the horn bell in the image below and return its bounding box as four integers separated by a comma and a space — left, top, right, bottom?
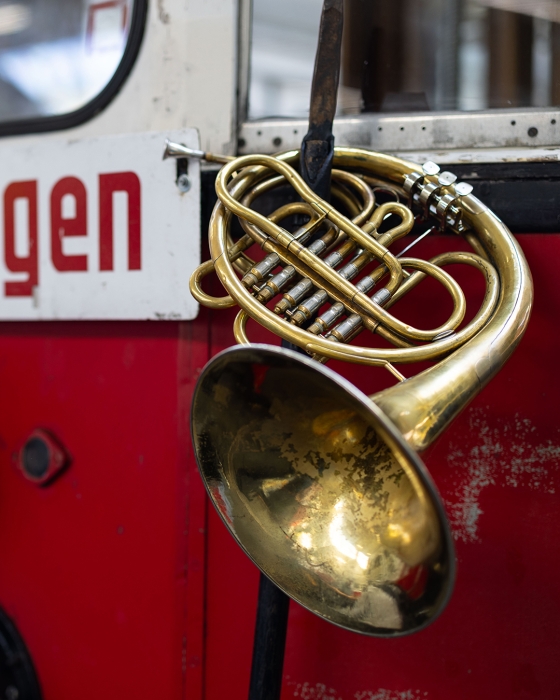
192, 343, 455, 637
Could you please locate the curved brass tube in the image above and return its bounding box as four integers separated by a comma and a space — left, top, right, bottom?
205, 151, 506, 361
177, 142, 533, 637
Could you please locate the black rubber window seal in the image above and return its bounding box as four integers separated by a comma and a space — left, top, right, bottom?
0, 0, 149, 139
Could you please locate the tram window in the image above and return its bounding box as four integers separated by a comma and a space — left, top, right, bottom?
249, 0, 560, 119
0, 0, 135, 124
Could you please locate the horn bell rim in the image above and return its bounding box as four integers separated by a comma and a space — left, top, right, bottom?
191, 343, 456, 637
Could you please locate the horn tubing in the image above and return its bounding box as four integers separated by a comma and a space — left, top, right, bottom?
188, 145, 532, 638
206, 147, 532, 451
208, 148, 529, 368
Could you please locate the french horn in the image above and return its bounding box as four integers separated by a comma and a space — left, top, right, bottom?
165, 141, 533, 636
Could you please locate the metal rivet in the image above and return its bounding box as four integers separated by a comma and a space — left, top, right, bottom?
422, 161, 440, 176
400, 126, 404, 131
273, 136, 282, 147
455, 182, 473, 196
18, 429, 70, 486
552, 119, 557, 125
511, 120, 516, 125
528, 127, 538, 137
177, 174, 191, 193
22, 438, 50, 479
238, 137, 246, 148
378, 126, 382, 131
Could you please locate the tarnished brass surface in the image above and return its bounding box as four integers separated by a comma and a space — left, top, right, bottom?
180, 144, 533, 635
189, 147, 513, 366
193, 345, 454, 636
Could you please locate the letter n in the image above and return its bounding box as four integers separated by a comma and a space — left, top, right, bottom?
99, 172, 141, 271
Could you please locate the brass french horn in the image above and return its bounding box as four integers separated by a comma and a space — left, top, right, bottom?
166, 141, 533, 636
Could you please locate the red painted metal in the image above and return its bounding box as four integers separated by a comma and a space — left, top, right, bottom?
0, 321, 208, 700
204, 234, 560, 700
0, 233, 555, 700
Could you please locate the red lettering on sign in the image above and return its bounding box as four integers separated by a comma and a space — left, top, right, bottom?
99, 172, 141, 271
4, 181, 38, 297
51, 177, 88, 272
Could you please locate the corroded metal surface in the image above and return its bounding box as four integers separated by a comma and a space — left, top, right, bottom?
193, 345, 454, 636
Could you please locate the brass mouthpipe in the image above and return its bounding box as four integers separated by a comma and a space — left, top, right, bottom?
162, 139, 233, 165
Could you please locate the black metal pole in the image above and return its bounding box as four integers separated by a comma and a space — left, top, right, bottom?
247, 3, 344, 699
247, 575, 290, 700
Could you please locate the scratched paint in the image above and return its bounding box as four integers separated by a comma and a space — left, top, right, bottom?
444, 408, 560, 543
287, 683, 428, 700
290, 681, 343, 700
354, 691, 428, 700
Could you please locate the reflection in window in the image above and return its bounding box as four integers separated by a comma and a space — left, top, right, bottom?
250, 0, 322, 119
0, 0, 134, 123
249, 0, 560, 119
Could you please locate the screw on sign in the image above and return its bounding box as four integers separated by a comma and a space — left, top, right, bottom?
176, 173, 191, 193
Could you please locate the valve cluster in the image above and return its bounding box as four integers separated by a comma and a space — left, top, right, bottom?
403, 161, 474, 233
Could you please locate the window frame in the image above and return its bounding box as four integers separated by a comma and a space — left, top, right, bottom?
238, 108, 560, 158
0, 0, 148, 138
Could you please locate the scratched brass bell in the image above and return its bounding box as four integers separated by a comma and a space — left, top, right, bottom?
192, 344, 454, 636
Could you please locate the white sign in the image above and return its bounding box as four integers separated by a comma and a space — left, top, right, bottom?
0, 129, 200, 320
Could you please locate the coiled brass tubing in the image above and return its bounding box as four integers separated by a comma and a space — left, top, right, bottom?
188, 146, 506, 375
177, 139, 533, 637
